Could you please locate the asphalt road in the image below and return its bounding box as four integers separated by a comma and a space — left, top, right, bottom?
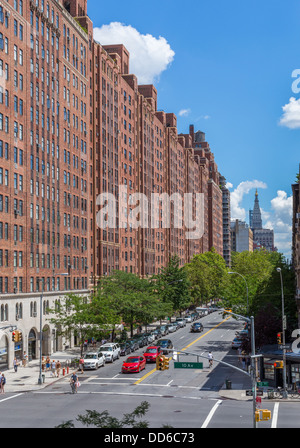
1, 312, 300, 429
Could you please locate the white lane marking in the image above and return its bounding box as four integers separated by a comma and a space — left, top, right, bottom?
0, 393, 24, 403
201, 399, 222, 428
271, 402, 279, 428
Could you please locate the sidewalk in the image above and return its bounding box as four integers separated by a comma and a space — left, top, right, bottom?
1, 349, 80, 394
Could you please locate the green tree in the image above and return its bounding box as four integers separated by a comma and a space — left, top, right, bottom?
48, 293, 98, 356
95, 271, 168, 337
155, 254, 191, 315
186, 248, 228, 306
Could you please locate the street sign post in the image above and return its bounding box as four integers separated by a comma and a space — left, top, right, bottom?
174, 361, 203, 369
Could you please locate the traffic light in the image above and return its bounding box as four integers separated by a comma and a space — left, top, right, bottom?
18, 331, 22, 342
12, 331, 16, 342
277, 332, 282, 344
14, 331, 19, 342
261, 410, 271, 421
274, 360, 284, 369
255, 410, 260, 423
164, 356, 170, 370
156, 355, 165, 371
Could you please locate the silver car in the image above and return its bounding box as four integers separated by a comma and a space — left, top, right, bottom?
166, 323, 177, 333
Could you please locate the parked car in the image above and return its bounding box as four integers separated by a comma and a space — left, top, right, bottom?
143, 333, 156, 344
122, 355, 146, 373
155, 339, 174, 355
159, 325, 169, 336
190, 322, 204, 333
184, 315, 193, 323
232, 337, 243, 349
152, 328, 162, 339
98, 343, 120, 362
173, 321, 181, 331
143, 346, 162, 363
175, 317, 186, 328
120, 343, 132, 356
83, 352, 105, 370
196, 307, 209, 316
166, 323, 177, 333
235, 329, 249, 338
127, 339, 139, 352
133, 335, 148, 348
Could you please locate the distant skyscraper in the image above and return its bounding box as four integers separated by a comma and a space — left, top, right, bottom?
249, 190, 275, 252
251, 189, 263, 229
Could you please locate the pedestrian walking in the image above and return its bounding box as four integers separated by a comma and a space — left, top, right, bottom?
242, 356, 246, 370
51, 360, 56, 377
13, 357, 19, 372
42, 357, 46, 372
22, 351, 28, 367
0, 373, 6, 394
46, 356, 51, 371
56, 360, 61, 378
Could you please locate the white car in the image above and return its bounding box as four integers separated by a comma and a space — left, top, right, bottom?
184, 315, 193, 323
83, 352, 105, 370
175, 318, 186, 327
99, 343, 120, 362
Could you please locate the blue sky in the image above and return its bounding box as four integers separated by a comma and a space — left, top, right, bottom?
87, 0, 300, 258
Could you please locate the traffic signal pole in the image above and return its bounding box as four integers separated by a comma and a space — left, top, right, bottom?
164, 311, 260, 429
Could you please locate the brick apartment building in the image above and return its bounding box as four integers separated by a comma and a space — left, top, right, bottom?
292, 168, 300, 326
0, 0, 229, 368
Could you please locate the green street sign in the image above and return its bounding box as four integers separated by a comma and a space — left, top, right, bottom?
174, 362, 203, 369
257, 381, 269, 387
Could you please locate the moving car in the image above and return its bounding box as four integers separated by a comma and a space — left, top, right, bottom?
83, 352, 105, 370
235, 329, 249, 338
196, 307, 209, 316
190, 322, 204, 333
184, 315, 193, 323
122, 356, 146, 373
191, 312, 200, 320
155, 339, 173, 355
98, 343, 120, 362
120, 343, 131, 356
143, 346, 162, 363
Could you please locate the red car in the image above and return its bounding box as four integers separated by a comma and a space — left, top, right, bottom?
122, 356, 146, 373
143, 346, 162, 363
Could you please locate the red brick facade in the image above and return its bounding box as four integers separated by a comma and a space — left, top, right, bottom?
0, 0, 227, 296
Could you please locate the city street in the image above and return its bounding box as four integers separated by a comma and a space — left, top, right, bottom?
1, 313, 300, 428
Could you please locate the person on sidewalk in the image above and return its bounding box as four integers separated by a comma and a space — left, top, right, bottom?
0, 373, 6, 394
46, 356, 51, 371
56, 360, 61, 378
51, 360, 56, 377
13, 357, 19, 372
79, 357, 84, 374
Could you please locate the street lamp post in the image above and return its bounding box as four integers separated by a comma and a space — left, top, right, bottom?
276, 267, 288, 399
228, 271, 249, 315
38, 273, 69, 385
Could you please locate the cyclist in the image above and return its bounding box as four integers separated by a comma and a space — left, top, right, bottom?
70, 372, 78, 394
208, 352, 213, 368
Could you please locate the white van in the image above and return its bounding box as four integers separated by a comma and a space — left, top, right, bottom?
196, 307, 209, 316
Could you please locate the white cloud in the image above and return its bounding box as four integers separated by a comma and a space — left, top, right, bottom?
178, 109, 191, 117
229, 180, 268, 221
279, 97, 300, 129
93, 22, 175, 84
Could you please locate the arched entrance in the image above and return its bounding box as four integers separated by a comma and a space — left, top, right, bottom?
42, 325, 51, 356
0, 334, 8, 370
28, 329, 37, 361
